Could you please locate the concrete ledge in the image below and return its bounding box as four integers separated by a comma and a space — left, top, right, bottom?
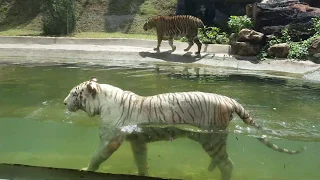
0, 36, 319, 82
0, 36, 231, 54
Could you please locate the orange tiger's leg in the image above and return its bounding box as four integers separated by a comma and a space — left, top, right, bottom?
130, 139, 149, 176
184, 36, 194, 52
168, 37, 176, 52
193, 37, 202, 54
154, 32, 163, 52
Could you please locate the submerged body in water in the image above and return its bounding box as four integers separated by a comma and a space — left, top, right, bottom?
63, 77, 306, 180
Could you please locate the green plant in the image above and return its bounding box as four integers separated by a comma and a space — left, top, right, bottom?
257, 28, 289, 60
197, 26, 229, 44
288, 41, 308, 59
288, 35, 316, 59
312, 17, 320, 35
227, 15, 253, 34
258, 24, 318, 60
41, 0, 76, 35
285, 17, 320, 59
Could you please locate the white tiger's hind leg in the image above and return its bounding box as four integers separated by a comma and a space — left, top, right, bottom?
188, 132, 233, 180
218, 157, 234, 180
130, 140, 149, 176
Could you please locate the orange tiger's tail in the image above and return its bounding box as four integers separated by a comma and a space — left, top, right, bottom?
233, 100, 306, 155
196, 19, 212, 42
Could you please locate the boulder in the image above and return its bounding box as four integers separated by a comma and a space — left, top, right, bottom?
229, 33, 238, 45
308, 37, 320, 56
237, 28, 265, 44
302, 0, 320, 7
250, 1, 320, 41
267, 43, 290, 58
231, 42, 262, 56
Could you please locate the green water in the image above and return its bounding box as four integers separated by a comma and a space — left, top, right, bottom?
0, 65, 319, 180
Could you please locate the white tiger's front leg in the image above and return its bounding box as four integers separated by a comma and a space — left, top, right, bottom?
84, 129, 126, 171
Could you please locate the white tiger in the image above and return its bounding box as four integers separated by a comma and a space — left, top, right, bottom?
63, 77, 306, 180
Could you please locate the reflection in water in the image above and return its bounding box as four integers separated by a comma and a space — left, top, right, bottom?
0, 65, 319, 180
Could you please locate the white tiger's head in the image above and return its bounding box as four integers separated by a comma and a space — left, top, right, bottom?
63, 77, 101, 117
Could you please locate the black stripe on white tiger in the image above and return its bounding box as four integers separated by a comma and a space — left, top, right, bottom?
143, 15, 209, 54
63, 77, 306, 179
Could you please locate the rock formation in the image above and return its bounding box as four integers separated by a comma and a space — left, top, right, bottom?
231, 28, 265, 56
248, 1, 320, 41
308, 37, 320, 57
267, 43, 290, 58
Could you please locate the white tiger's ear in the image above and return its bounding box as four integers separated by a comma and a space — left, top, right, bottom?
90, 77, 98, 82
86, 82, 97, 96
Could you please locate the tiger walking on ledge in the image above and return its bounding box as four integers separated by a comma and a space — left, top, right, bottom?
63, 77, 306, 180
143, 15, 208, 54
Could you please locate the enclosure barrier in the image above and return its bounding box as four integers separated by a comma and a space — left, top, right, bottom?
0, 163, 179, 180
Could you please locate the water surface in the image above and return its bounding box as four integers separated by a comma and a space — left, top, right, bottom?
0, 65, 319, 180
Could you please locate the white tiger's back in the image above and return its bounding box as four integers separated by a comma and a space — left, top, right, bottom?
129, 92, 236, 129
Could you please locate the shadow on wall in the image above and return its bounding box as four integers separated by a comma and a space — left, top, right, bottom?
104, 0, 145, 33
0, 0, 41, 31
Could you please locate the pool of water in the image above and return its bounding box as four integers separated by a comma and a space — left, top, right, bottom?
0, 65, 319, 180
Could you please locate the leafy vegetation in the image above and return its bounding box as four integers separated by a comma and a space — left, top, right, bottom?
198, 26, 229, 44
0, 0, 41, 31
227, 15, 253, 34
258, 18, 320, 60
41, 0, 76, 35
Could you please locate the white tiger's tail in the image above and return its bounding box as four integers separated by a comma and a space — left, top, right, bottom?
233, 101, 306, 155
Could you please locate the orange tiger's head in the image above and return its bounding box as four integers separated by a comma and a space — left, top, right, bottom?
143, 17, 157, 31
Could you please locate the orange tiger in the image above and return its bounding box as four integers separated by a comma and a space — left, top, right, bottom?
143, 15, 209, 54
